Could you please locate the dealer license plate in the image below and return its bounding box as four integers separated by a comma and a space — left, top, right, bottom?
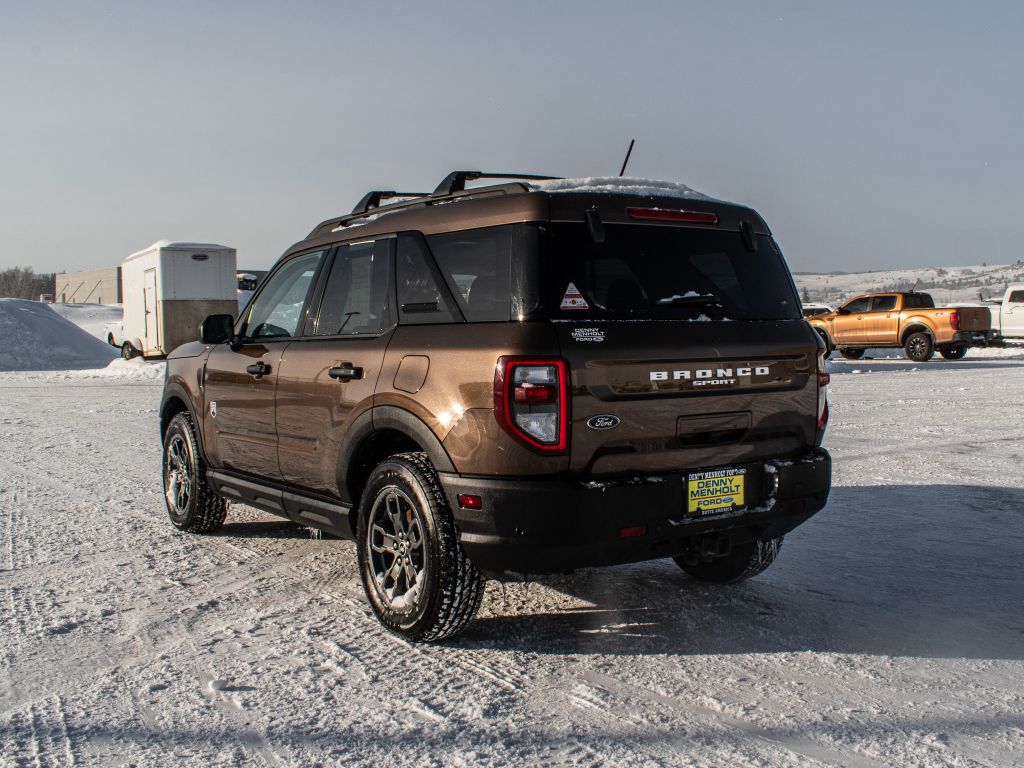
687, 467, 746, 516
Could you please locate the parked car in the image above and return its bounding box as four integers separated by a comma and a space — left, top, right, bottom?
808, 291, 996, 361
802, 302, 833, 318
159, 172, 832, 641
986, 284, 1024, 341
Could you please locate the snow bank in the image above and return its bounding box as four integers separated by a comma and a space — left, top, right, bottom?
0, 299, 118, 371
50, 303, 122, 342
529, 176, 719, 202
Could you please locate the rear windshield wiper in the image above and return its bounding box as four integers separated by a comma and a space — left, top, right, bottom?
658, 293, 724, 309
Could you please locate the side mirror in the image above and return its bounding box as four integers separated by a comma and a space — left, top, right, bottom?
200, 314, 235, 344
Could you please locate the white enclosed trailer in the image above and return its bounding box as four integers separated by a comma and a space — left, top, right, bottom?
121, 241, 238, 357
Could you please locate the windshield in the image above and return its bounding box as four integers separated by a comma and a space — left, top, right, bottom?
546, 224, 800, 321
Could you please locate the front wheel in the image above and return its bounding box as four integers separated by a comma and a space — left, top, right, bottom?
674, 537, 783, 584
839, 348, 865, 360
815, 329, 833, 359
163, 412, 226, 533
939, 345, 968, 360
357, 453, 484, 642
903, 332, 934, 362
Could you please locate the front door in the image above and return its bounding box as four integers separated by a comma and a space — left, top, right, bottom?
832, 296, 871, 344
276, 239, 395, 496
203, 249, 326, 479
144, 268, 159, 353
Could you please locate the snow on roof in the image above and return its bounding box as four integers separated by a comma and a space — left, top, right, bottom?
528, 176, 722, 202
124, 240, 235, 262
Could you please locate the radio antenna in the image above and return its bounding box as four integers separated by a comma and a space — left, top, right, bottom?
618, 139, 635, 177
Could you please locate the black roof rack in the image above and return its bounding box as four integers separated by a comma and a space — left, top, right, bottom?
307, 170, 562, 238
432, 171, 561, 196
351, 190, 430, 215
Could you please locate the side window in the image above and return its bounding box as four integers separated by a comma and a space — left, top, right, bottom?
245, 251, 324, 339
1008, 290, 1024, 303
904, 293, 935, 309
843, 297, 871, 314
428, 226, 513, 322
313, 240, 394, 336
871, 295, 897, 312
396, 234, 457, 325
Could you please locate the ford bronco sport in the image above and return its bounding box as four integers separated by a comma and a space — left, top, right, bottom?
159, 172, 832, 641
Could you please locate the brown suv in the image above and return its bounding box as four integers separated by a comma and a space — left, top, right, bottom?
159, 172, 832, 641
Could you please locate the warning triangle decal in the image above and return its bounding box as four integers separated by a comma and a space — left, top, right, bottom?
560, 282, 589, 310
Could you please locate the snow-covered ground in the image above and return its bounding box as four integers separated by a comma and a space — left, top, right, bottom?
795, 262, 1024, 307
2, 351, 1023, 766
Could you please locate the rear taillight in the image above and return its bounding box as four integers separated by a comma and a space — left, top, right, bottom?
949, 310, 961, 330
494, 357, 569, 453
816, 349, 830, 436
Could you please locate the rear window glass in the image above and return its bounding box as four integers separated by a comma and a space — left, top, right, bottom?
871, 295, 898, 312
546, 224, 800, 321
428, 226, 513, 322
904, 293, 935, 309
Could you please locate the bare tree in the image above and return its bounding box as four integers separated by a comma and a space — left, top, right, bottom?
0, 267, 56, 300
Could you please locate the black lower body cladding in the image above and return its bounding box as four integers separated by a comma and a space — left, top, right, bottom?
442, 449, 831, 576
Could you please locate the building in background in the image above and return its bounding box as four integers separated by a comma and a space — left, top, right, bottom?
55, 267, 122, 304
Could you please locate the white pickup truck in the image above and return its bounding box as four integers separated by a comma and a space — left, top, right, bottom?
988, 284, 1024, 341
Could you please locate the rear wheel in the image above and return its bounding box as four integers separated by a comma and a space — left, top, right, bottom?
674, 537, 783, 584
939, 345, 968, 360
839, 348, 865, 360
163, 412, 226, 533
904, 332, 934, 362
357, 453, 484, 642
121, 342, 136, 360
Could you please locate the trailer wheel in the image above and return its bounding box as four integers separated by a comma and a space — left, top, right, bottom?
121, 342, 136, 360
939, 345, 968, 360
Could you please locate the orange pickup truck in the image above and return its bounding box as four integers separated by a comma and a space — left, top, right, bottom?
808, 291, 995, 361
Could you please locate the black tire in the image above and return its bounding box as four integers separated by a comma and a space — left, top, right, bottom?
903, 332, 934, 362
162, 412, 227, 533
815, 329, 833, 359
839, 348, 865, 360
674, 537, 784, 584
121, 342, 136, 360
107, 333, 115, 347
939, 345, 968, 360
357, 452, 484, 642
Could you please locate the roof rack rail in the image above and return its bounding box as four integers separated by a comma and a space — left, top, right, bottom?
432, 171, 561, 196
351, 190, 430, 215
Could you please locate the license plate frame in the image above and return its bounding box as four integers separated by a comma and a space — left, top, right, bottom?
686, 467, 747, 517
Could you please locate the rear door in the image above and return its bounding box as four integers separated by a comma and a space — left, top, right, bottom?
276, 239, 395, 496
144, 268, 159, 353
203, 249, 326, 479
545, 223, 819, 478
864, 294, 900, 345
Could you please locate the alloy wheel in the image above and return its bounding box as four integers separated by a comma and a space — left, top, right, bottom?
366, 488, 427, 612
164, 434, 192, 515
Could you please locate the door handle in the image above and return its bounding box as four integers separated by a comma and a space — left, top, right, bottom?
245, 361, 271, 377
329, 364, 363, 382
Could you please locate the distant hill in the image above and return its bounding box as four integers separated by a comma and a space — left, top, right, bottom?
794, 262, 1024, 306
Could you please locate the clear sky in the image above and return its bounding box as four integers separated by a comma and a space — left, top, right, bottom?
1, 1, 1021, 274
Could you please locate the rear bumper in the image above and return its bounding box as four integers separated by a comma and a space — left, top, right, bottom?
953, 330, 1002, 347
441, 448, 831, 576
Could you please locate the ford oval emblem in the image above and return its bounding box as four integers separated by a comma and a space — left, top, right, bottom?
587, 414, 620, 430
